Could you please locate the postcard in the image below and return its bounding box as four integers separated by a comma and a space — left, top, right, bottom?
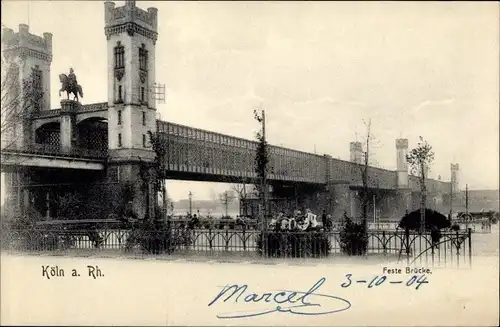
1, 1, 498, 326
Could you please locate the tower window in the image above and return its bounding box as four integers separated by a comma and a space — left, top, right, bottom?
118, 85, 123, 102
118, 133, 122, 147
142, 111, 146, 126
31, 66, 43, 111
114, 42, 125, 69
142, 134, 146, 147
141, 87, 145, 103
139, 44, 148, 71
118, 110, 122, 125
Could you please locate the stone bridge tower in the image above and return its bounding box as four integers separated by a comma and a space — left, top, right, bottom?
104, 0, 159, 219
349, 141, 363, 164
395, 138, 412, 214
2, 24, 52, 148
450, 163, 459, 194
1, 24, 52, 216
396, 138, 409, 188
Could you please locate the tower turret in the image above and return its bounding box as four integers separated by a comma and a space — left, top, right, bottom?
2, 24, 53, 147
349, 141, 363, 164
396, 138, 409, 188
450, 163, 459, 194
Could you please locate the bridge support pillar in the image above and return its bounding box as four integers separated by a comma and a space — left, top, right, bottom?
60, 100, 78, 153
326, 182, 350, 221
395, 189, 412, 216
349, 190, 362, 221
2, 169, 32, 218
106, 162, 157, 221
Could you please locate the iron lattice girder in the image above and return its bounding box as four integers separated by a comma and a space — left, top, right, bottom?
155, 120, 400, 188
6, 101, 449, 192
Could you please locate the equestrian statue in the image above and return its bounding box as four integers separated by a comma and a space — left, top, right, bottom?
59, 68, 84, 102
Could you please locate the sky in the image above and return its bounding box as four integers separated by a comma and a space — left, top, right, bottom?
1, 1, 499, 201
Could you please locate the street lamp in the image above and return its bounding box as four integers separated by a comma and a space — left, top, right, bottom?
188, 191, 193, 216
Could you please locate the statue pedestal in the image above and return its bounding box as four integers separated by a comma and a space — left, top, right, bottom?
60, 99, 80, 114
60, 100, 80, 153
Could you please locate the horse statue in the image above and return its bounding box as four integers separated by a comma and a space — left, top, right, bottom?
59, 73, 83, 102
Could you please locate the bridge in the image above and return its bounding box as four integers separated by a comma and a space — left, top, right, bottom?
4, 107, 445, 190
1, 0, 456, 222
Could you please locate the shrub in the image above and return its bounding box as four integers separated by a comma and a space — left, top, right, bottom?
26, 230, 60, 251
1, 213, 63, 251
256, 231, 331, 258
125, 219, 192, 254
125, 220, 171, 254
339, 215, 368, 255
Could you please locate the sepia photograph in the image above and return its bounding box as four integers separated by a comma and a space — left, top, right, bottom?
1, 1, 499, 326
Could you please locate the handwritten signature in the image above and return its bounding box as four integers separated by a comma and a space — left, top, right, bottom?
208, 277, 351, 319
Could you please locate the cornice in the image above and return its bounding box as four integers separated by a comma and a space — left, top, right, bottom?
104, 22, 158, 44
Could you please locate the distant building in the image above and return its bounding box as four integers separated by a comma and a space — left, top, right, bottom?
452, 189, 499, 212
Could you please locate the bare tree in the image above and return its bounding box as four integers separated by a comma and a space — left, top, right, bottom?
406, 136, 435, 233
253, 108, 268, 228
231, 184, 247, 200
354, 119, 381, 230
231, 178, 252, 215
1, 48, 44, 150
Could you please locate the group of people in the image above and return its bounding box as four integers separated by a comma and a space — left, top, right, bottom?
269, 209, 333, 231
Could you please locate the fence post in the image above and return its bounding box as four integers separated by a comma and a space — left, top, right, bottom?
468, 228, 472, 268
225, 228, 229, 251
262, 231, 266, 259
208, 228, 213, 252
405, 228, 410, 265
242, 226, 247, 251
382, 231, 386, 255
455, 230, 460, 267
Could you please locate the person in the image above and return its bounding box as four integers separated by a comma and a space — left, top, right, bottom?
306, 209, 319, 228
281, 217, 290, 231
321, 210, 327, 227
68, 68, 77, 89
326, 214, 333, 231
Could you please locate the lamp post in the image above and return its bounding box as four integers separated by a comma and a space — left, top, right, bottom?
373, 194, 376, 225
188, 191, 193, 216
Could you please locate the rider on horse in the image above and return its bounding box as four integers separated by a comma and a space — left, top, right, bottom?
68, 68, 78, 90
59, 68, 83, 101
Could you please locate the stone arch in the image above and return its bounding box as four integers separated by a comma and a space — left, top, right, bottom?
33, 117, 60, 132
76, 111, 108, 124
35, 121, 61, 146
76, 117, 108, 152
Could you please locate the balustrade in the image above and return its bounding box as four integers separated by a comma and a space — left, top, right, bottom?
2, 143, 107, 159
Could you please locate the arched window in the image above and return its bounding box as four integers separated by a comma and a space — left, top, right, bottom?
31, 66, 43, 111
139, 43, 148, 71
114, 42, 125, 69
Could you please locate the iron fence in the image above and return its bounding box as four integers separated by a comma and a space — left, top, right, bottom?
0, 227, 473, 267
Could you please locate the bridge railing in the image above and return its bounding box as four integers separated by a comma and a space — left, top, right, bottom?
1, 143, 107, 159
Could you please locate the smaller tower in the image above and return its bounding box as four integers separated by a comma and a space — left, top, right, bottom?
349, 141, 362, 164
450, 163, 459, 194
396, 139, 409, 188
2, 24, 53, 148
